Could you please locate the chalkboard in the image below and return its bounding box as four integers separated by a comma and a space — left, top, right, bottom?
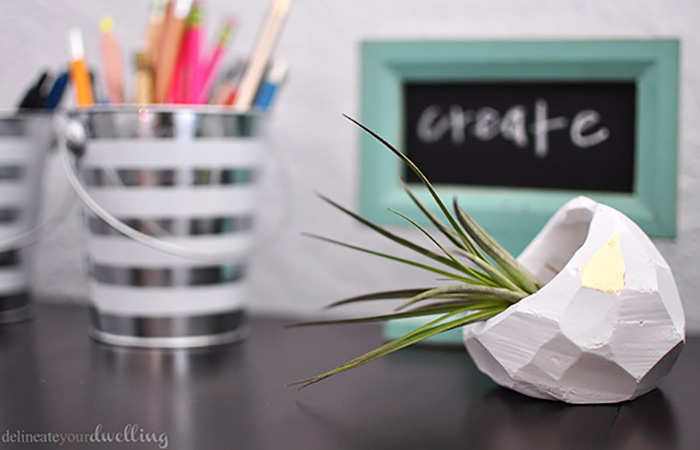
403, 82, 636, 192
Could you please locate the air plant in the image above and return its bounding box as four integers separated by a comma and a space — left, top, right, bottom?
289, 116, 542, 389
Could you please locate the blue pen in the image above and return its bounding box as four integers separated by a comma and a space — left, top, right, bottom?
254, 59, 288, 112
44, 72, 69, 111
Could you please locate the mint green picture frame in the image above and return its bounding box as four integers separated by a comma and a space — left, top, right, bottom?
358, 40, 680, 343
361, 39, 679, 250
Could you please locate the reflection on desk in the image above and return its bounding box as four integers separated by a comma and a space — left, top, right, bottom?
0, 303, 697, 450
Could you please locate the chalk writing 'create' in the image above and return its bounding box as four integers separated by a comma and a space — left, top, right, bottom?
416, 99, 610, 158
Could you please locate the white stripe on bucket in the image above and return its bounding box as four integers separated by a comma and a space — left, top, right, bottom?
83, 139, 264, 168
0, 269, 29, 294
0, 184, 36, 204
87, 186, 258, 217
0, 140, 35, 164
87, 234, 255, 267
89, 282, 247, 316
0, 127, 46, 324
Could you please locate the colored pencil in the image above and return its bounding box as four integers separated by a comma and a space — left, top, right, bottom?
211, 60, 245, 105
233, 0, 292, 109
143, 0, 168, 68
182, 2, 203, 103
195, 18, 236, 104
99, 16, 125, 104
153, 0, 193, 103
169, 40, 187, 103
254, 58, 288, 111
134, 52, 153, 104
58, 0, 290, 109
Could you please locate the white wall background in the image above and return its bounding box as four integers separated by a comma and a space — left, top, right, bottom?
0, 0, 699, 331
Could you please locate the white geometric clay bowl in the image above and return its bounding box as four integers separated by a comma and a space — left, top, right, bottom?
463, 196, 685, 404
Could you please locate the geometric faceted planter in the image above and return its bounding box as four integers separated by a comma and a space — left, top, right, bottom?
464, 196, 685, 404
293, 121, 685, 396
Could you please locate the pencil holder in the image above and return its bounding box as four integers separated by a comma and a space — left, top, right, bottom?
0, 114, 51, 324
60, 107, 272, 348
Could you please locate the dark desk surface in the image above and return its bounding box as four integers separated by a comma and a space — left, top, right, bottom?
1, 303, 699, 450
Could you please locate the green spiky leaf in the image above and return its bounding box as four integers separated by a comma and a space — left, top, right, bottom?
289, 299, 509, 328
453, 199, 541, 294
387, 208, 495, 286
399, 179, 467, 252
292, 118, 543, 389
344, 114, 482, 258
317, 193, 484, 280
325, 288, 435, 309
396, 283, 525, 311
290, 307, 504, 389
304, 233, 483, 284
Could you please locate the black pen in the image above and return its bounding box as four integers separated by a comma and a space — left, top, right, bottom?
17, 70, 53, 111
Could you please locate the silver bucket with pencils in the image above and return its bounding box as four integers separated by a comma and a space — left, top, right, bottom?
0, 114, 52, 324
59, 107, 276, 348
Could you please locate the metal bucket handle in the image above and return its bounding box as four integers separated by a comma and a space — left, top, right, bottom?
58, 115, 293, 263
0, 193, 75, 252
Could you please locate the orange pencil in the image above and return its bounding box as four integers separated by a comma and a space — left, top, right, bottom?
144, 0, 168, 67
153, 0, 193, 103
67, 28, 94, 108
151, 0, 173, 73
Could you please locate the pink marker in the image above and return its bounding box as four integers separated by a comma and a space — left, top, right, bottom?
195, 18, 236, 104
181, 1, 203, 103
169, 44, 187, 103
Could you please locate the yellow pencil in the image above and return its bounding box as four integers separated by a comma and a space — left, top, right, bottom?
135, 52, 153, 104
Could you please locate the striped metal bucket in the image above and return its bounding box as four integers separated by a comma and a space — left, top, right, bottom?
0, 114, 50, 324
63, 107, 265, 348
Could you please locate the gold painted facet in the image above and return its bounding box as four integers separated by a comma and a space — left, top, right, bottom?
581, 234, 625, 293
